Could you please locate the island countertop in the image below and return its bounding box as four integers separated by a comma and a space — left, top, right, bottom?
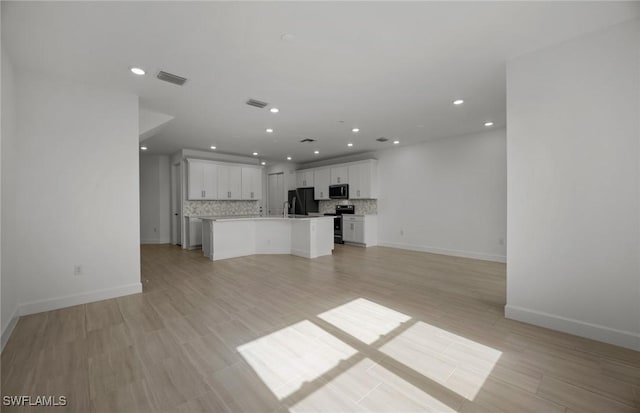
199, 215, 334, 222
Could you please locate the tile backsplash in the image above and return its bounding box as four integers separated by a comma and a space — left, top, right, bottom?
318, 199, 377, 215
184, 200, 260, 217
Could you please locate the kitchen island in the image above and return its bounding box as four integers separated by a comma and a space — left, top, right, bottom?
200, 216, 334, 261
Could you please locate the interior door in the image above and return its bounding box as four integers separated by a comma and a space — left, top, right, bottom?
268, 173, 284, 216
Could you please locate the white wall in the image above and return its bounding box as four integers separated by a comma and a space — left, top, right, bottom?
376, 129, 507, 262
506, 19, 640, 350
1, 27, 21, 349
140, 154, 171, 244
4, 70, 142, 316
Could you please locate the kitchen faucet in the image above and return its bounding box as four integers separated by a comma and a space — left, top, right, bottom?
282, 196, 296, 218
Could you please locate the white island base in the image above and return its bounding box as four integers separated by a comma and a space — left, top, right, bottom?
201, 216, 335, 261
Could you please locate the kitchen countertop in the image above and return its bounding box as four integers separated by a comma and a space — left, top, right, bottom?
200, 215, 333, 222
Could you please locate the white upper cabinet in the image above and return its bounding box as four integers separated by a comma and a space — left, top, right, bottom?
348, 160, 378, 199
241, 167, 262, 200
187, 159, 217, 200
313, 168, 330, 200
330, 166, 348, 185
217, 164, 242, 200
296, 170, 314, 188
294, 159, 378, 200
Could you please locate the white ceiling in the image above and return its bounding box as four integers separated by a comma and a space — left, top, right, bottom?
3, 1, 638, 163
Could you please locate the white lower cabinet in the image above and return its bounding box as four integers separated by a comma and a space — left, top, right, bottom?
342, 215, 377, 246
186, 217, 202, 249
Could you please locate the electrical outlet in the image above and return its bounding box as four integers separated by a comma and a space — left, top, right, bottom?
400, 229, 404, 236
153, 227, 157, 232
498, 238, 505, 245
74, 265, 82, 276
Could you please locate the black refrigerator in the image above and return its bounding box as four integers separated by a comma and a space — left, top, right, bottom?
288, 188, 319, 215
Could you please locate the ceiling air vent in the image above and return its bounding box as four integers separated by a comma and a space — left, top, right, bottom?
300, 138, 316, 143
246, 99, 268, 108
157, 71, 188, 86
376, 137, 389, 142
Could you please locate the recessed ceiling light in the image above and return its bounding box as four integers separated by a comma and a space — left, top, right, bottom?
393, 140, 400, 144
270, 108, 279, 113
130, 67, 145, 76
286, 156, 292, 161
352, 128, 360, 133
314, 150, 319, 155
140, 146, 148, 150
261, 161, 266, 166
347, 143, 353, 147
281, 33, 296, 42
266, 128, 273, 133
210, 146, 217, 150
253, 152, 258, 156
484, 121, 494, 127
453, 99, 464, 105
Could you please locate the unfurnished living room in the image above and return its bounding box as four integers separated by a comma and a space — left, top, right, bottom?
1, 1, 639, 412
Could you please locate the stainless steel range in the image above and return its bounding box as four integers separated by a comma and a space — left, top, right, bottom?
324, 205, 354, 244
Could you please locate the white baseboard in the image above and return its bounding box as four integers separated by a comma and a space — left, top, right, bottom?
505, 305, 640, 351
140, 239, 171, 245
1, 308, 19, 352
18, 282, 143, 316
378, 241, 507, 263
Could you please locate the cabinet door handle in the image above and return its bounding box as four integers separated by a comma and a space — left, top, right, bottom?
320, 191, 323, 198
358, 190, 360, 197
201, 190, 204, 198
228, 191, 231, 198
337, 177, 340, 183
251, 192, 254, 198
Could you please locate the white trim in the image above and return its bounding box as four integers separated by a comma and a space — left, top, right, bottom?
18, 283, 143, 316
378, 241, 507, 263
140, 239, 171, 245
505, 305, 640, 351
255, 247, 291, 255
1, 308, 19, 352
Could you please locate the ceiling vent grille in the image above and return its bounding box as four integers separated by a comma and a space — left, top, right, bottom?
246, 99, 268, 108
300, 138, 316, 143
376, 137, 389, 142
157, 71, 188, 86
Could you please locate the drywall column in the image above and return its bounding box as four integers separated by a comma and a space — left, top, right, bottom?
506, 19, 640, 350
1, 23, 21, 349
8, 70, 142, 315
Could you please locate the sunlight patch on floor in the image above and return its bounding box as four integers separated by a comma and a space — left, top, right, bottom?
237, 320, 357, 400
317, 298, 411, 344
379, 321, 502, 400
289, 357, 457, 412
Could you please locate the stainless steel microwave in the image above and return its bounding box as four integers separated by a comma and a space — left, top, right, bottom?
329, 184, 349, 199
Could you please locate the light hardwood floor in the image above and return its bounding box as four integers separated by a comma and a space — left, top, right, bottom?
2, 244, 639, 412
